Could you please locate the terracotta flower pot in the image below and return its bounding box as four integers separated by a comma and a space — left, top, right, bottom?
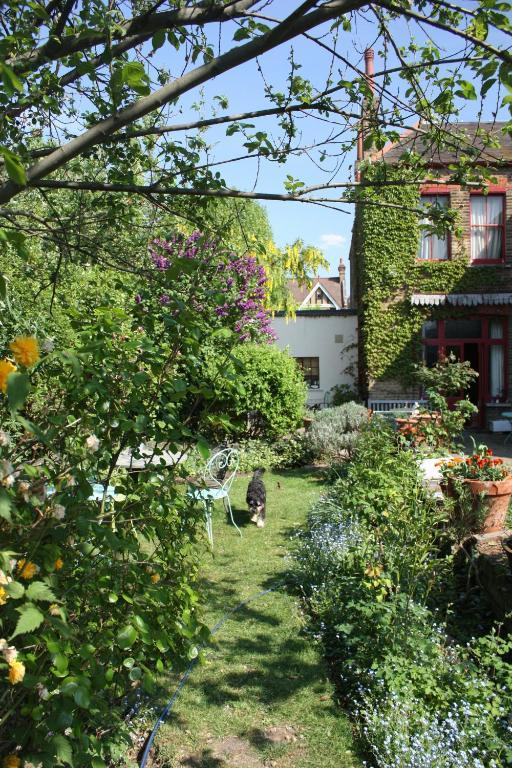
463, 475, 512, 534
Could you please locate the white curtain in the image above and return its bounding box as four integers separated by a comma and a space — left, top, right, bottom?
489, 320, 505, 400
471, 196, 486, 260
419, 196, 448, 260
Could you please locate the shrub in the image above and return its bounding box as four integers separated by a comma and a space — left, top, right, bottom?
305, 402, 368, 460
206, 343, 307, 439
329, 383, 361, 406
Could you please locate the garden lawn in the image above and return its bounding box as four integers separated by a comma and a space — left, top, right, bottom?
147, 469, 361, 768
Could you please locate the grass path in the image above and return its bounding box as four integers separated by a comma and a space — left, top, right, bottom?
149, 469, 361, 768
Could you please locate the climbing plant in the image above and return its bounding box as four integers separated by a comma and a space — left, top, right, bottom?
354, 161, 501, 393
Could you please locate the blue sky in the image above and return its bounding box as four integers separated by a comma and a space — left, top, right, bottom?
156, 3, 510, 278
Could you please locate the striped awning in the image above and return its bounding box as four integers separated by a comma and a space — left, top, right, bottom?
411, 293, 512, 307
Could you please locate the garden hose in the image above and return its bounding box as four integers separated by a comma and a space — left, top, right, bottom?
139, 582, 283, 767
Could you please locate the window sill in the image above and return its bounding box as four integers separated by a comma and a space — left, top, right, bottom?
470, 260, 505, 266
486, 402, 511, 407
415, 258, 450, 263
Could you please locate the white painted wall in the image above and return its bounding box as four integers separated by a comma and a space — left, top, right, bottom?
271, 312, 358, 407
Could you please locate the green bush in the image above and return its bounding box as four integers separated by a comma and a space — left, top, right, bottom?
329, 383, 361, 406
305, 402, 369, 460
293, 421, 512, 768
207, 343, 307, 439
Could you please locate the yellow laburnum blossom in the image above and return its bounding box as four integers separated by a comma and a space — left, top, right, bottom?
0, 359, 17, 394
8, 659, 25, 684
3, 755, 21, 768
0, 586, 8, 605
9, 336, 40, 367
54, 558, 63, 571
17, 559, 37, 580
151, 573, 161, 584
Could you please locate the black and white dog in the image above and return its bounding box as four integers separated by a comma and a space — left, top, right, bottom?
246, 468, 266, 528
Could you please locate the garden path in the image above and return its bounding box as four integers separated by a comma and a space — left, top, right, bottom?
145, 469, 361, 768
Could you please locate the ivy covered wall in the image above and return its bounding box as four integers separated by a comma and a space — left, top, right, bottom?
352, 161, 500, 398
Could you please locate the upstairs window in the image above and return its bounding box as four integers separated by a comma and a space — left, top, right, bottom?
296, 357, 320, 388
418, 195, 449, 260
470, 195, 504, 262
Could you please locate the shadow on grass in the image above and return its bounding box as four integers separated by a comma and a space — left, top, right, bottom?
180, 749, 225, 767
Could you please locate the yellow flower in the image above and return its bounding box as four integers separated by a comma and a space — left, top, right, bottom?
151, 573, 161, 584
0, 359, 17, 394
17, 559, 38, 580
49, 603, 60, 616
8, 659, 25, 685
9, 336, 40, 367
0, 586, 8, 605
3, 755, 21, 768
54, 558, 64, 571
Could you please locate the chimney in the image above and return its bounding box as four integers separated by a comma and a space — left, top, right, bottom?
356, 48, 375, 181
338, 257, 346, 308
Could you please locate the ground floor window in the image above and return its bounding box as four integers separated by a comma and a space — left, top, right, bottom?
295, 357, 320, 388
422, 316, 507, 403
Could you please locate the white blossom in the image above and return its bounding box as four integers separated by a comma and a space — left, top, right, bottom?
52, 504, 66, 520
85, 434, 100, 452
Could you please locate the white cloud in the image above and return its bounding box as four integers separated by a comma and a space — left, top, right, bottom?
319, 233, 347, 248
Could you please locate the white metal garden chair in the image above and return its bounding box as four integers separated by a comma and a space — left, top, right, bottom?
187, 447, 241, 547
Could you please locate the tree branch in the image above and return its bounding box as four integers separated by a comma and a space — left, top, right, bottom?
0, 0, 365, 205
8, 0, 259, 74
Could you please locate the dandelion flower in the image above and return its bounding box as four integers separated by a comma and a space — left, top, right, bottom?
17, 559, 38, 580
0, 359, 17, 393
9, 336, 40, 367
8, 659, 25, 684
3, 755, 21, 768
0, 586, 8, 605
151, 573, 161, 584
54, 558, 63, 571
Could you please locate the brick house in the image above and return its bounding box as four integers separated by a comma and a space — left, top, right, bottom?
349, 121, 512, 425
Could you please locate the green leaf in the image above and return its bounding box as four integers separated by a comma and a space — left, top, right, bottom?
7, 372, 30, 412
455, 81, 477, 100
0, 62, 23, 94
26, 581, 57, 602
116, 624, 137, 649
73, 686, 90, 708
92, 759, 107, 768
122, 657, 135, 669
152, 29, 165, 50
51, 734, 74, 766
0, 147, 27, 186
121, 62, 150, 95
196, 439, 210, 460
5, 581, 24, 599
129, 666, 142, 681
53, 653, 69, 673
11, 603, 44, 638
0, 490, 11, 522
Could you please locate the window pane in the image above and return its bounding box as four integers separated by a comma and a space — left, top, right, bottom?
489, 320, 504, 339
422, 320, 438, 339
432, 234, 448, 260
489, 345, 505, 399
487, 227, 502, 260
445, 345, 462, 361
488, 196, 503, 225
471, 196, 486, 225
471, 227, 486, 260
424, 345, 438, 367
445, 319, 482, 338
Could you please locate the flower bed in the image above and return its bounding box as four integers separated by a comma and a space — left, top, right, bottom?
293, 421, 512, 768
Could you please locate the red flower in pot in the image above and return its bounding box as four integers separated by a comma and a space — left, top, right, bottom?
440, 446, 512, 534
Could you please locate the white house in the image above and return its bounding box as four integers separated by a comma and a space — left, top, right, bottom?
271, 309, 358, 407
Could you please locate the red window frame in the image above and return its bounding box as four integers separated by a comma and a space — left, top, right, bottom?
470, 193, 505, 264
422, 317, 508, 404
417, 194, 451, 261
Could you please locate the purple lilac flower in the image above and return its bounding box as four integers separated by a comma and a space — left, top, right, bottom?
135, 294, 143, 304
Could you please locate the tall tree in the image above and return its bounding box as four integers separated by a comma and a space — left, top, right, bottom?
0, 0, 509, 233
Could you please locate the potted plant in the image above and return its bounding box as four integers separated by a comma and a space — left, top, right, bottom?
440, 446, 512, 534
